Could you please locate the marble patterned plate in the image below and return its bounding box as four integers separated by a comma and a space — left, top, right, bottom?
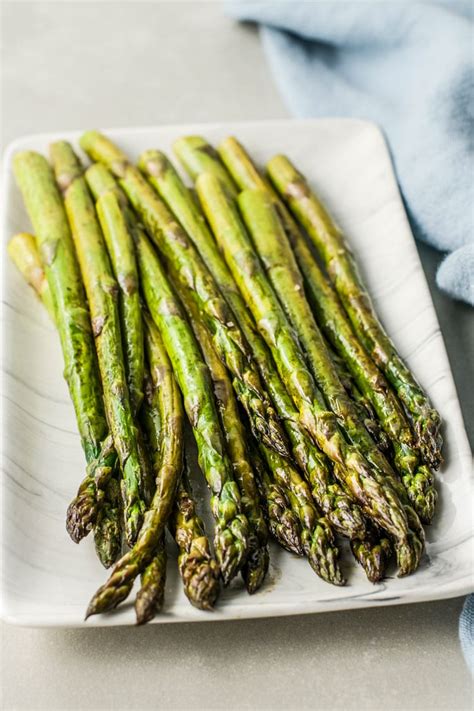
1, 119, 472, 627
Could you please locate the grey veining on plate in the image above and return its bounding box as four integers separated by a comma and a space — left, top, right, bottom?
1, 119, 472, 627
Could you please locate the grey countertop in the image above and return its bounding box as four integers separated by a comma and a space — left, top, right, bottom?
2, 3, 472, 710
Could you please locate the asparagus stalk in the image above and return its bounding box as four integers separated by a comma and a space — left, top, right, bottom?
183, 296, 269, 593
259, 444, 345, 585
93, 476, 122, 569
87, 180, 145, 415
12, 152, 116, 542
351, 528, 392, 584
86, 313, 185, 619
327, 349, 390, 453
196, 172, 417, 576
140, 145, 367, 545
131, 222, 250, 584
218, 137, 436, 524
7, 232, 56, 319
135, 536, 167, 625
79, 132, 289, 461
224, 140, 434, 521
86, 180, 153, 505
239, 190, 433, 532
141, 357, 220, 612
267, 154, 443, 471
168, 465, 220, 610
173, 136, 238, 194
293, 234, 436, 522
251, 449, 303, 555
50, 141, 146, 545
169, 138, 391, 580
8, 231, 123, 567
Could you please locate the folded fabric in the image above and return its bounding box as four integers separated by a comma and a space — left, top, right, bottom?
459, 595, 474, 676
226, 1, 474, 305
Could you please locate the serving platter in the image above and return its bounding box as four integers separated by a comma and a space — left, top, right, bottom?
1, 118, 472, 627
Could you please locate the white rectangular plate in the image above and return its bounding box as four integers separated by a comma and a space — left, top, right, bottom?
1, 119, 472, 627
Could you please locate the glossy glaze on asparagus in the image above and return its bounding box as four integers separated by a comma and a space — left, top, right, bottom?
50, 141, 146, 545
12, 153, 117, 543
267, 154, 442, 471
144, 145, 368, 548
196, 172, 418, 576
79, 131, 289, 462
219, 137, 436, 524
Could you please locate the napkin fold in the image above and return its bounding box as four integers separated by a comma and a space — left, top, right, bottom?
226, 0, 474, 305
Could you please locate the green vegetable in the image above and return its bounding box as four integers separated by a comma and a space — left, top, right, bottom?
259, 444, 345, 586
86, 313, 185, 619
239, 188, 434, 535
147, 142, 367, 545
222, 139, 435, 521
196, 171, 417, 576
131, 221, 250, 585
266, 154, 443, 471
185, 295, 269, 593
50, 141, 145, 545
168, 462, 220, 610
135, 536, 167, 625
350, 528, 391, 584
8, 232, 56, 319
251, 449, 303, 556
12, 151, 116, 542
88, 183, 145, 416
8, 230, 123, 568
80, 131, 288, 461
174, 135, 237, 194
93, 476, 122, 569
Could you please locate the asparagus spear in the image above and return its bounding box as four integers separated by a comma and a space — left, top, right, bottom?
93, 476, 122, 569
291, 232, 437, 522
351, 528, 392, 584
173, 136, 238, 194
8, 231, 123, 567
12, 152, 116, 542
141, 364, 220, 612
131, 222, 250, 584
168, 465, 220, 610
196, 172, 417, 576
168, 138, 391, 580
325, 349, 390, 454
79, 132, 288, 461
239, 189, 435, 527
183, 295, 269, 593
135, 536, 167, 625
50, 141, 146, 545
218, 137, 436, 523
85, 180, 153, 505
87, 178, 145, 415
251, 449, 303, 555
267, 154, 443, 471
140, 146, 367, 545
259, 444, 345, 585
86, 313, 185, 619
7, 232, 56, 319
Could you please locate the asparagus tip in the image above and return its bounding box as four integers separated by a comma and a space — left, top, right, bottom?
182, 558, 221, 610
66, 494, 98, 543
242, 544, 270, 594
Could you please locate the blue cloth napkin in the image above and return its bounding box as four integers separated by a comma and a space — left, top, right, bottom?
460, 596, 474, 675
226, 1, 474, 305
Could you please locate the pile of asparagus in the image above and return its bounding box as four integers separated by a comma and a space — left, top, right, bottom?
9, 130, 443, 623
